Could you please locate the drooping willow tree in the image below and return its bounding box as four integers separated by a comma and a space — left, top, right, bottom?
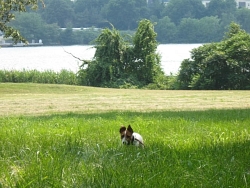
132, 19, 163, 84
78, 19, 165, 88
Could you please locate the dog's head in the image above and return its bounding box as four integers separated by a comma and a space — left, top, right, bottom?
119, 125, 134, 145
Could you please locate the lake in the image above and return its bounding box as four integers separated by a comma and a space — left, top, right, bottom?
0, 44, 202, 75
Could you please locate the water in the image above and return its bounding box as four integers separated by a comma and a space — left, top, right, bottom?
0, 44, 202, 75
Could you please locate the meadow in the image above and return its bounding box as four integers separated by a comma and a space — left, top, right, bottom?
0, 83, 250, 187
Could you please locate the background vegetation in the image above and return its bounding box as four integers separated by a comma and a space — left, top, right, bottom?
3, 0, 250, 45
1, 1, 250, 89
0, 0, 42, 43
1, 21, 249, 90
176, 22, 250, 90
0, 69, 77, 85
78, 19, 165, 88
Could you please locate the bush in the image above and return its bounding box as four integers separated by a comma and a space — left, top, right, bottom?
176, 23, 250, 90
0, 69, 77, 85
79, 19, 165, 88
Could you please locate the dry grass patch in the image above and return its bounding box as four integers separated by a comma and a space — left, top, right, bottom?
0, 83, 250, 116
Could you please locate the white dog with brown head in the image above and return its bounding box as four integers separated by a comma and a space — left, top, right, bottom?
119, 125, 144, 147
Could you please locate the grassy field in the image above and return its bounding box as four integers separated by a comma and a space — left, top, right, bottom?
1, 83, 250, 116
0, 83, 250, 187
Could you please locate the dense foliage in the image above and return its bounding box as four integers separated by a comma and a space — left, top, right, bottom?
1, 22, 249, 90
0, 69, 77, 85
78, 19, 165, 88
1, 0, 250, 90
0, 0, 44, 43
2, 0, 250, 44
176, 22, 250, 90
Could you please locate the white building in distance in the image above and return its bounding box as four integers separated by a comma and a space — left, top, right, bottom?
202, 0, 250, 9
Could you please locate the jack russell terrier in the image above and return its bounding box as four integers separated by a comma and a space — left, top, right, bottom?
119, 125, 144, 147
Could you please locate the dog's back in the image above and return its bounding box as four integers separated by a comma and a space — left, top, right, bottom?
132, 132, 144, 147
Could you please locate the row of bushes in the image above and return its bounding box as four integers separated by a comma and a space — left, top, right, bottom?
0, 69, 177, 89
0, 69, 78, 85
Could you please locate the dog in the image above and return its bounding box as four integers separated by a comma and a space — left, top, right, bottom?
119, 125, 144, 147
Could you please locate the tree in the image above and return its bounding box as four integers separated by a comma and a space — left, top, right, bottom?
205, 0, 236, 18
177, 17, 222, 43
79, 26, 126, 86
60, 28, 76, 45
132, 19, 163, 84
9, 12, 60, 45
148, 0, 165, 19
41, 0, 74, 27
219, 12, 236, 34
73, 28, 101, 45
154, 16, 177, 43
176, 22, 250, 90
73, 0, 104, 28
0, 0, 44, 43
162, 0, 205, 25
235, 8, 250, 33
78, 19, 164, 88
102, 0, 148, 30
177, 18, 200, 43
197, 16, 222, 42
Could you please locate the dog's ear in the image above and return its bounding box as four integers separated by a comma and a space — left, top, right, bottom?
127, 125, 133, 134
119, 126, 126, 133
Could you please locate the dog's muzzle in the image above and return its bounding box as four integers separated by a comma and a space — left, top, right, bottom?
122, 140, 130, 145
122, 136, 133, 145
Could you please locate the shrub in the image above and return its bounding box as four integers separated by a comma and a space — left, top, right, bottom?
0, 69, 77, 85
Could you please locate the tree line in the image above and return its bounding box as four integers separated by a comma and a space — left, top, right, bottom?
1, 21, 249, 90
1, 0, 249, 89
3, 0, 250, 45
176, 22, 250, 90
78, 20, 250, 90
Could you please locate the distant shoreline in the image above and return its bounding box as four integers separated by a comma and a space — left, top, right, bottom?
0, 42, 43, 47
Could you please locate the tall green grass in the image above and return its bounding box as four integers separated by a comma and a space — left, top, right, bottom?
0, 69, 176, 89
0, 69, 77, 85
0, 110, 249, 187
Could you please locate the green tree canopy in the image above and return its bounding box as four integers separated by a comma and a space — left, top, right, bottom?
103, 0, 148, 30
78, 19, 164, 88
132, 19, 163, 84
41, 0, 74, 27
0, 0, 44, 43
154, 16, 177, 43
235, 8, 250, 33
177, 16, 222, 43
73, 0, 104, 28
205, 0, 236, 18
83, 26, 126, 86
162, 0, 205, 24
9, 12, 60, 45
176, 22, 250, 90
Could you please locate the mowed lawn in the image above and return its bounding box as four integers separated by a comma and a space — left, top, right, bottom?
0, 83, 250, 116
0, 83, 250, 187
